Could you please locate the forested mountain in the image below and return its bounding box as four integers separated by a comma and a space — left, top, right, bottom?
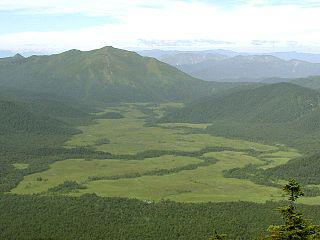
162, 83, 320, 123
262, 76, 320, 90
0, 46, 231, 103
162, 83, 320, 151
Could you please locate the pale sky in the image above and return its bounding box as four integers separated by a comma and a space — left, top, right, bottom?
1, 0, 320, 53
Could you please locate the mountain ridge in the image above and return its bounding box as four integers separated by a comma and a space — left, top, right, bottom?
0, 46, 228, 103
178, 55, 320, 81
162, 82, 320, 123
140, 50, 320, 82
161, 82, 320, 151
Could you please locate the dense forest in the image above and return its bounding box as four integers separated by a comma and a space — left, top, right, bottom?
1, 194, 320, 240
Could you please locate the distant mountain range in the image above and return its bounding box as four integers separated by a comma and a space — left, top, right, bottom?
268, 51, 320, 63
138, 49, 238, 59
179, 55, 320, 81
139, 49, 320, 63
3, 48, 320, 83
0, 50, 51, 58
139, 50, 320, 82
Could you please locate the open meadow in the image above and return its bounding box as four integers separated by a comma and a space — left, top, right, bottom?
12, 103, 320, 204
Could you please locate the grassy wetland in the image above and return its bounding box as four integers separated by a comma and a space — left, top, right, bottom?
12, 103, 319, 204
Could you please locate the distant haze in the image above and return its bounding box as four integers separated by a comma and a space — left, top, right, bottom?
139, 49, 320, 82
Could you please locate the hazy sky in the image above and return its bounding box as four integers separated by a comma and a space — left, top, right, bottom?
1, 0, 320, 53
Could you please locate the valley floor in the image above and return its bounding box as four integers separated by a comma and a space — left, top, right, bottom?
11, 103, 320, 204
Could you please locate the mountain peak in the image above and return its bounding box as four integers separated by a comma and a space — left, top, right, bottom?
13, 53, 24, 59
12, 54, 26, 62
99, 45, 114, 50
0, 46, 216, 103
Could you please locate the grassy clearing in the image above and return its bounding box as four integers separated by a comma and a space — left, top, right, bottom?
300, 196, 320, 205
159, 123, 211, 129
13, 103, 309, 203
78, 151, 283, 202
12, 163, 29, 170
12, 155, 202, 195
65, 104, 277, 155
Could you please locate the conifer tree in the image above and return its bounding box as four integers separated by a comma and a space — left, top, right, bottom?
266, 179, 320, 240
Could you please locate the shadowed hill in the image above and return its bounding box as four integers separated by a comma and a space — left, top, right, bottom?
0, 88, 93, 135
263, 76, 320, 91
162, 83, 320, 123
0, 99, 76, 134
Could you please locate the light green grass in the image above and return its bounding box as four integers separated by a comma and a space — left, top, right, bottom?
12, 104, 309, 203
258, 151, 302, 169
12, 163, 29, 170
12, 156, 202, 195
77, 151, 283, 203
159, 123, 211, 129
300, 196, 320, 205
259, 151, 301, 159
66, 105, 277, 155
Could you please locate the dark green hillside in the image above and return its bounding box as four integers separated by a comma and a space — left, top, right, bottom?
0, 46, 229, 103
0, 87, 93, 135
0, 99, 76, 134
262, 75, 320, 90
21, 98, 92, 125
266, 152, 320, 185
0, 88, 94, 118
162, 83, 320, 124
0, 94, 93, 192
290, 75, 320, 90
